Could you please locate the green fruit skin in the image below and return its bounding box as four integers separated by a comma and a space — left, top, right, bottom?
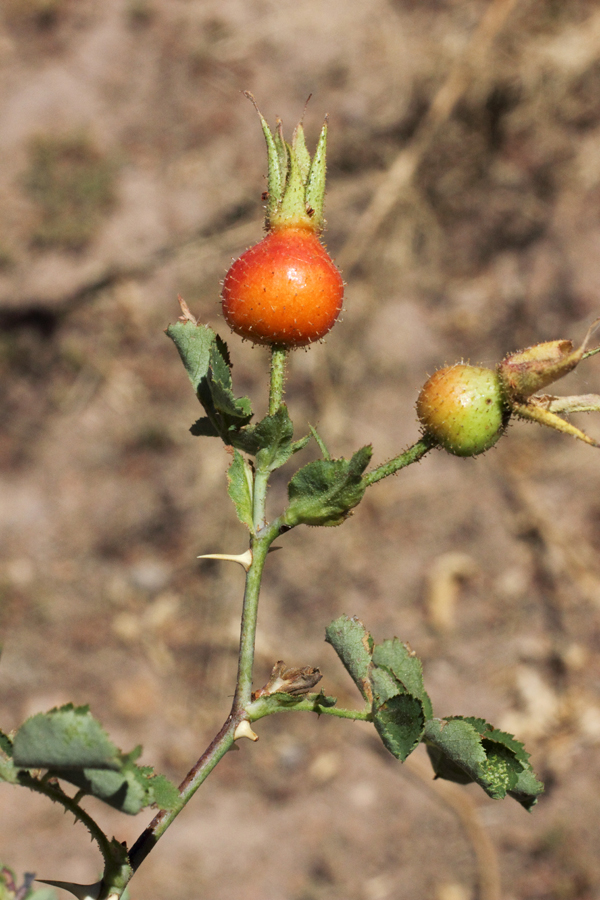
416, 365, 509, 457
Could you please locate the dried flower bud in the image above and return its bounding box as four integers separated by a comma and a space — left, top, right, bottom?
252, 660, 322, 700
498, 318, 600, 400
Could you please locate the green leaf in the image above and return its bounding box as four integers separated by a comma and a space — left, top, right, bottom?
0, 730, 13, 758
232, 405, 293, 459
372, 639, 433, 720
424, 717, 544, 810
210, 336, 234, 390
52, 758, 179, 816
283, 444, 373, 527
53, 766, 148, 815
325, 615, 373, 702
232, 404, 308, 472
168, 320, 253, 441
372, 694, 425, 762
326, 617, 427, 761
0, 756, 18, 784
146, 771, 180, 811
195, 339, 253, 436
370, 651, 426, 761
12, 705, 179, 814
13, 705, 121, 770
166, 320, 215, 394
227, 450, 254, 531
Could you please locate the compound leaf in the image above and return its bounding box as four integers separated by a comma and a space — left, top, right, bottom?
12, 705, 179, 815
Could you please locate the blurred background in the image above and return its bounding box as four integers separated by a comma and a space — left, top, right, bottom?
2, 1, 600, 898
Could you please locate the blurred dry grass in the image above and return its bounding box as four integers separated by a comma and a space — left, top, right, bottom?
2, 1, 600, 899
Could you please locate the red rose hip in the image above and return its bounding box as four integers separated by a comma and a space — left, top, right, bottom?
222, 227, 344, 347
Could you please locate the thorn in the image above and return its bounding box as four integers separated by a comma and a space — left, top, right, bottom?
198, 549, 253, 571
234, 720, 259, 742
36, 880, 102, 900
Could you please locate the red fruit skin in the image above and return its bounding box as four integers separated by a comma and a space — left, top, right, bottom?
221, 228, 344, 347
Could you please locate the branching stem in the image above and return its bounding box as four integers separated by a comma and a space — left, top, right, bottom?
129, 346, 291, 877
363, 437, 434, 486
129, 714, 238, 872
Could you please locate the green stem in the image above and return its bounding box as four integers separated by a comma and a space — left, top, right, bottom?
129, 715, 238, 873
269, 344, 288, 415
247, 696, 372, 722
234, 344, 290, 703
363, 437, 434, 487
129, 345, 291, 878
232, 521, 281, 711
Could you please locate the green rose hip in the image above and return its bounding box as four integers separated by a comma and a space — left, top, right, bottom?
416, 364, 509, 457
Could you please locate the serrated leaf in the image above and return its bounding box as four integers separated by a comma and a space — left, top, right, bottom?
508, 764, 545, 811
13, 705, 121, 770
373, 694, 425, 762
283, 445, 373, 527
325, 615, 373, 702
146, 772, 180, 811
53, 766, 148, 815
231, 404, 294, 461
166, 321, 215, 394
204, 377, 253, 425
424, 717, 544, 809
0, 729, 13, 758
11, 705, 179, 814
369, 645, 427, 761
168, 320, 253, 441
0, 756, 18, 784
227, 450, 254, 531
210, 337, 234, 390
372, 640, 433, 720
424, 717, 487, 783
51, 760, 178, 816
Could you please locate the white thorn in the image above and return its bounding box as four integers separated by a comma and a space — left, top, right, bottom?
198, 549, 253, 571
234, 720, 259, 742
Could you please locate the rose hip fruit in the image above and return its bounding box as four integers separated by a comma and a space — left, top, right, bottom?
417, 364, 508, 457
